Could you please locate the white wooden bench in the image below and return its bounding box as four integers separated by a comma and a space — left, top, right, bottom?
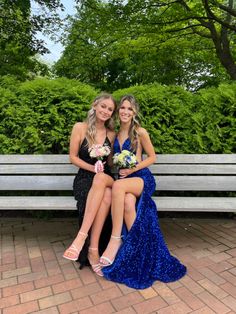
0, 154, 236, 212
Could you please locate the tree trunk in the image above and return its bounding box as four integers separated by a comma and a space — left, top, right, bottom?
210, 26, 236, 80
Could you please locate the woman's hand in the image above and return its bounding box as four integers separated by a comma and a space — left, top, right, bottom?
119, 168, 134, 178
94, 160, 104, 173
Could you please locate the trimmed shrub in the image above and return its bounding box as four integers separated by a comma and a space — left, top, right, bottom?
0, 77, 235, 153
0, 77, 98, 153
192, 83, 236, 153
113, 83, 236, 153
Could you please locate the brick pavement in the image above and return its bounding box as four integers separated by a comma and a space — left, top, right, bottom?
0, 216, 236, 314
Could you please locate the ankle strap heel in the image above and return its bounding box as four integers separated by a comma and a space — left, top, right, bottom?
78, 231, 88, 238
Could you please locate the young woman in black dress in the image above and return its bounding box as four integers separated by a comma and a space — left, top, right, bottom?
63, 94, 116, 276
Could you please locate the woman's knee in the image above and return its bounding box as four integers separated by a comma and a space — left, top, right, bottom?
92, 173, 110, 188
124, 193, 136, 213
102, 188, 112, 207
112, 180, 125, 195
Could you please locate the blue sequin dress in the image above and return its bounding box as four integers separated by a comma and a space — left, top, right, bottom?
102, 137, 187, 289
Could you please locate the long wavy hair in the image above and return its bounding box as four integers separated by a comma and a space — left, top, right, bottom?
118, 95, 141, 151
85, 93, 116, 147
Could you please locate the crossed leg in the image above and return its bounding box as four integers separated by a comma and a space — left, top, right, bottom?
100, 177, 143, 266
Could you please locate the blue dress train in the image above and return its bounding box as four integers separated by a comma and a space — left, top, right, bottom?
102, 138, 187, 289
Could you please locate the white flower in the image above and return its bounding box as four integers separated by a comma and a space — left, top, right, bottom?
113, 150, 137, 168
89, 144, 111, 160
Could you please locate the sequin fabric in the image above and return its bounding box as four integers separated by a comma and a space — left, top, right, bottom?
102, 137, 187, 289
73, 137, 112, 266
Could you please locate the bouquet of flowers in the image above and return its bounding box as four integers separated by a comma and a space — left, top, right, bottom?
89, 144, 111, 173
113, 150, 137, 169
89, 144, 111, 160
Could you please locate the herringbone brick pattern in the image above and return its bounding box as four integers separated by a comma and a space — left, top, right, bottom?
0, 217, 235, 314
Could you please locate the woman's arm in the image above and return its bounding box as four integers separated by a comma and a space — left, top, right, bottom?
69, 122, 96, 172
119, 127, 156, 177
106, 130, 116, 167
136, 127, 156, 169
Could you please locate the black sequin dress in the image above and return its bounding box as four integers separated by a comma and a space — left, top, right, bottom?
73, 137, 112, 267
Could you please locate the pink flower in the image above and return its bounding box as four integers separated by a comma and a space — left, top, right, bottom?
89, 144, 111, 160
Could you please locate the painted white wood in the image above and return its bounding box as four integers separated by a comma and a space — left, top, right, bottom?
1, 176, 74, 190
154, 197, 236, 212
149, 164, 236, 174
155, 154, 236, 164
1, 154, 236, 164
156, 176, 236, 191
1, 164, 236, 175
0, 175, 236, 191
0, 196, 235, 212
0, 196, 77, 210
1, 175, 236, 191
0, 164, 78, 174
0, 155, 70, 164
0, 154, 235, 212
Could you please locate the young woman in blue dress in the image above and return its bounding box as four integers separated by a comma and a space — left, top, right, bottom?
101, 95, 187, 289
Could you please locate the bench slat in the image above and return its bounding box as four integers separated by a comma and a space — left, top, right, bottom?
149, 164, 236, 174
155, 197, 236, 212
0, 196, 235, 212
0, 155, 70, 164
0, 164, 78, 174
156, 176, 236, 191
1, 164, 236, 175
0, 176, 74, 190
1, 154, 236, 164
1, 175, 236, 191
156, 154, 236, 164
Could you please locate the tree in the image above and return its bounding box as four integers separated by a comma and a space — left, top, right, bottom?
77, 0, 236, 80
55, 0, 231, 90
0, 0, 64, 79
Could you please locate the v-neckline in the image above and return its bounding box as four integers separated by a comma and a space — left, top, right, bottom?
117, 137, 129, 152
82, 136, 108, 147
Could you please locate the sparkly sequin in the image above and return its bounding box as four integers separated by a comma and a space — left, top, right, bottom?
102, 137, 187, 289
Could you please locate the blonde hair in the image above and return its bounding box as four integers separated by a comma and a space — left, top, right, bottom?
86, 94, 116, 147
118, 95, 141, 151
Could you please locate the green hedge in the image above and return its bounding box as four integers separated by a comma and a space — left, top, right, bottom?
113, 83, 236, 153
0, 77, 235, 153
0, 77, 98, 153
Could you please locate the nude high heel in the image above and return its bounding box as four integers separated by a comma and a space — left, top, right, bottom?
100, 235, 122, 267
88, 247, 103, 277
63, 231, 88, 261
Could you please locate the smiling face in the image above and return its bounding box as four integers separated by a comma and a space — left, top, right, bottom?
94, 97, 115, 122
118, 99, 135, 124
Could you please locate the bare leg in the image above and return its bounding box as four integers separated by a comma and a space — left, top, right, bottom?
63, 173, 113, 261
124, 193, 136, 231
100, 177, 143, 266
88, 187, 111, 262
80, 173, 113, 233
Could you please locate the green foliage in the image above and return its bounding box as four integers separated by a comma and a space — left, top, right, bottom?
192, 83, 236, 153
114, 84, 197, 153
0, 0, 63, 79
0, 77, 235, 154
0, 77, 98, 153
113, 83, 236, 153
55, 0, 234, 91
